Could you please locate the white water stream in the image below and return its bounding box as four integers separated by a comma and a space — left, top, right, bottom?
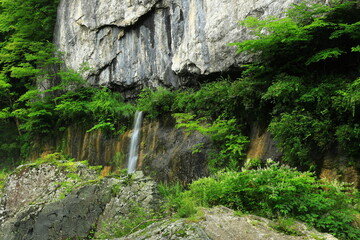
127, 111, 143, 173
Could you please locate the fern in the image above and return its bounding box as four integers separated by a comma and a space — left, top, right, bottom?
305, 48, 344, 65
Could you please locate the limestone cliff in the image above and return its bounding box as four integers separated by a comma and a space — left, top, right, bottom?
55, 0, 304, 94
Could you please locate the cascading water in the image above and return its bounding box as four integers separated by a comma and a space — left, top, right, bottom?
127, 111, 144, 173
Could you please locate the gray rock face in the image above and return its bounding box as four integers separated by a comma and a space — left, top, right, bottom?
0, 162, 97, 224
0, 162, 161, 240
55, 0, 304, 92
95, 171, 162, 238
199, 207, 337, 240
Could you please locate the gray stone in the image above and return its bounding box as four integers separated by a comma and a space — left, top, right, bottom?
55, 0, 309, 92
115, 219, 211, 240
114, 206, 338, 240
199, 206, 337, 240
0, 161, 161, 240
95, 174, 162, 238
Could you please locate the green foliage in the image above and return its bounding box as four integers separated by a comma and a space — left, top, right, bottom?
232, 1, 360, 75
228, 1, 360, 167
269, 111, 332, 166
137, 87, 176, 119
0, 0, 60, 162
0, 0, 60, 105
170, 164, 360, 239
158, 182, 196, 218
0, 119, 21, 168
174, 113, 249, 172
305, 48, 345, 65
334, 77, 360, 117
335, 124, 360, 157
138, 80, 238, 120
176, 80, 235, 119
6, 71, 136, 145
54, 87, 94, 123
270, 217, 302, 236
96, 202, 163, 238
0, 168, 10, 191
86, 88, 135, 134
136, 80, 250, 171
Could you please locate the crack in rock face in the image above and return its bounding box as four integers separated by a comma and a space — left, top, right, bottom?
55, 0, 306, 95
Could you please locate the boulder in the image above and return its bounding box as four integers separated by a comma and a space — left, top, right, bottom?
0, 160, 161, 240
115, 206, 338, 240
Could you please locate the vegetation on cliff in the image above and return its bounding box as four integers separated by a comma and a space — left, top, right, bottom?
139, 1, 360, 170
0, 0, 60, 166
0, 0, 135, 166
0, 1, 359, 239
232, 1, 360, 167
1, 1, 358, 171
142, 3, 360, 238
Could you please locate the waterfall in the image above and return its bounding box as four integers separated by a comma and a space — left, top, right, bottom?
127, 111, 143, 173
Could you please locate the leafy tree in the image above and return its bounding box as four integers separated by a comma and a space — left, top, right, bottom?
0, 0, 60, 165
230, 0, 360, 166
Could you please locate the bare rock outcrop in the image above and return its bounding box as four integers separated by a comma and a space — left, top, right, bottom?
0, 160, 161, 240
115, 206, 337, 240
55, 0, 305, 93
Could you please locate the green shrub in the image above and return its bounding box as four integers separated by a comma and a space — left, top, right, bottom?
268, 111, 332, 167
229, 0, 360, 167
158, 182, 187, 216
0, 169, 10, 191
86, 88, 135, 134
270, 217, 302, 236
335, 124, 360, 157
186, 80, 235, 119
175, 163, 360, 239
137, 79, 239, 120
96, 202, 163, 238
137, 87, 176, 119
54, 87, 94, 124
174, 113, 249, 172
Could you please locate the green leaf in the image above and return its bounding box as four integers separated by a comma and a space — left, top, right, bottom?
351, 45, 360, 52
305, 48, 345, 65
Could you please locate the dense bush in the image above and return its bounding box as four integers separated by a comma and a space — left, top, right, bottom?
174, 113, 249, 172
165, 163, 360, 239
137, 87, 177, 119
22, 84, 135, 138
138, 80, 240, 120
0, 0, 60, 165
229, 1, 360, 166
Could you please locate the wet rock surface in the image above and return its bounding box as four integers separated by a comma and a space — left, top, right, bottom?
29, 117, 211, 185
139, 117, 210, 184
